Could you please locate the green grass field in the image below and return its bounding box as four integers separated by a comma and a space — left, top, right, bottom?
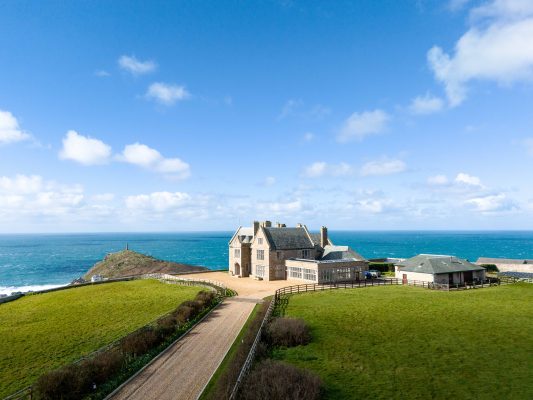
0, 280, 201, 397
275, 284, 533, 399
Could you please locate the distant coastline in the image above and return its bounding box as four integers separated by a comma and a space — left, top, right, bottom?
1, 231, 532, 294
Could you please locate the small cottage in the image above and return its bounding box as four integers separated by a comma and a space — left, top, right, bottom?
395, 254, 486, 285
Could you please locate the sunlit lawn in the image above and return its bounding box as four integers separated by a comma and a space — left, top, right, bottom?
0, 280, 201, 397
275, 284, 533, 399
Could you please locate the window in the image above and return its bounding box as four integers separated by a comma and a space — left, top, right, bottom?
257, 249, 265, 260
289, 267, 302, 279
256, 265, 266, 277
303, 268, 316, 281
277, 251, 282, 260
234, 249, 240, 258
258, 238, 263, 245
302, 249, 311, 259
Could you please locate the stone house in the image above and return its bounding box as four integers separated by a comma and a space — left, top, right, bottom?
395, 254, 486, 285
229, 221, 368, 283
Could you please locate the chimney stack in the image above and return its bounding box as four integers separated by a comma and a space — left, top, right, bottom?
263, 220, 272, 228
320, 226, 328, 248
253, 221, 260, 236
296, 223, 303, 228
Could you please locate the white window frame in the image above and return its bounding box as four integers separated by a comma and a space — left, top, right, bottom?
257, 249, 265, 260
234, 248, 240, 258
256, 264, 265, 277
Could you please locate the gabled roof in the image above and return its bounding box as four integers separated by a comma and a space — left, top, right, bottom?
321, 245, 365, 261
476, 257, 533, 265
263, 227, 316, 250
398, 254, 484, 274
230, 227, 254, 245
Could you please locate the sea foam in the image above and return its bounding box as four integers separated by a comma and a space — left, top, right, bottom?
0, 283, 68, 296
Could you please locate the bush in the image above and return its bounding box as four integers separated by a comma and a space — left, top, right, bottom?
33, 365, 86, 400
195, 290, 216, 308
369, 262, 395, 273
238, 360, 322, 400
88, 349, 125, 384
266, 318, 311, 347
481, 264, 499, 273
156, 314, 178, 336
120, 328, 162, 356
173, 304, 195, 324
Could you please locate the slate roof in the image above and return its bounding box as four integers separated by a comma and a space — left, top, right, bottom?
235, 227, 254, 245
476, 257, 533, 265
263, 227, 316, 250
321, 245, 365, 261
397, 254, 484, 274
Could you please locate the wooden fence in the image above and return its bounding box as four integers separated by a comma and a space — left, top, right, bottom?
228, 298, 274, 400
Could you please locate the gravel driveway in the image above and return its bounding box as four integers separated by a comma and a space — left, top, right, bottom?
109, 273, 293, 400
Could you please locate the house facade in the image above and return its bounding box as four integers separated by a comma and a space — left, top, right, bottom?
476, 257, 533, 274
229, 221, 368, 283
395, 254, 486, 285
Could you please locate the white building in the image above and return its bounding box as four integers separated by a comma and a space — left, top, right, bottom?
395, 254, 486, 285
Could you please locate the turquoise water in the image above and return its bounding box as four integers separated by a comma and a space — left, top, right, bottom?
1, 231, 532, 294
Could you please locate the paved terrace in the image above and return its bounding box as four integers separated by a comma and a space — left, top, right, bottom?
110, 272, 296, 400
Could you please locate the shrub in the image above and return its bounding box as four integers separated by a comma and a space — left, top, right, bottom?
33, 365, 86, 400
156, 314, 178, 336
238, 360, 322, 400
88, 349, 125, 384
174, 304, 195, 324
120, 328, 161, 356
481, 264, 499, 273
195, 290, 216, 308
266, 317, 311, 347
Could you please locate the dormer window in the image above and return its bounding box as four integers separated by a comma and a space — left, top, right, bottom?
258, 238, 263, 245
302, 249, 311, 259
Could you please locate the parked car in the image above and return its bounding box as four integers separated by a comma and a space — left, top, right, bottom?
367, 269, 381, 278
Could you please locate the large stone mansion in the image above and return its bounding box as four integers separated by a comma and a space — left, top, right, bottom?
229, 221, 368, 283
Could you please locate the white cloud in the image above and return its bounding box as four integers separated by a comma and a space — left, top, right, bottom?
455, 172, 483, 186
278, 100, 330, 120
0, 174, 84, 217
94, 70, 110, 77
337, 109, 389, 142
360, 159, 406, 176
125, 191, 192, 212
146, 82, 190, 105
0, 175, 43, 194
409, 93, 445, 114
118, 55, 157, 75
428, 0, 533, 106
257, 199, 303, 215
59, 130, 112, 165
427, 174, 449, 185
303, 162, 353, 178
118, 143, 190, 179
0, 110, 31, 145
91, 193, 115, 202
466, 193, 516, 213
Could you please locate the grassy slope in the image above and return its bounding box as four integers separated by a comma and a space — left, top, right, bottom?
83, 250, 206, 280
0, 280, 201, 397
275, 284, 533, 400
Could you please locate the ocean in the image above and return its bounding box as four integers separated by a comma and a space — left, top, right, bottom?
1, 231, 532, 295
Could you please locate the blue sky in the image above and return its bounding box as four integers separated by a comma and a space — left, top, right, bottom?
1, 0, 533, 232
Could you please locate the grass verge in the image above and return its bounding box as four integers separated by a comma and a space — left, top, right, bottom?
274, 284, 533, 399
0, 280, 202, 397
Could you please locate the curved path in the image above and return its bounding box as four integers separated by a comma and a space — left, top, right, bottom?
110, 272, 294, 400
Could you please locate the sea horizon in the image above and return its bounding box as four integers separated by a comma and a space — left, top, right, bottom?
1, 230, 533, 295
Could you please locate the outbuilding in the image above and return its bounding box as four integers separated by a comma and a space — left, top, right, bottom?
395, 254, 486, 285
